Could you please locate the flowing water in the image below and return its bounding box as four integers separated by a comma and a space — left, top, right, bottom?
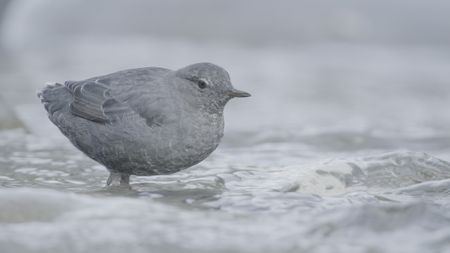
2, 125, 450, 253
2, 1, 450, 253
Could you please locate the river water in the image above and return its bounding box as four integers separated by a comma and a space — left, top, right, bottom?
2, 1, 450, 253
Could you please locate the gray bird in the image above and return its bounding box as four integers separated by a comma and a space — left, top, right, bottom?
38, 63, 250, 186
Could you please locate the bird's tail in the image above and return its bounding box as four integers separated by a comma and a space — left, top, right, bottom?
38, 82, 71, 116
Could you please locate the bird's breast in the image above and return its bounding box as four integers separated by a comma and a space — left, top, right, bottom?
167, 112, 224, 165
182, 113, 223, 150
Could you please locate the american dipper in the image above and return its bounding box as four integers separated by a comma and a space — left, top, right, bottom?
38, 63, 250, 186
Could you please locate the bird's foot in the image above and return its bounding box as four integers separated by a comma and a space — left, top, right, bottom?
106, 172, 131, 189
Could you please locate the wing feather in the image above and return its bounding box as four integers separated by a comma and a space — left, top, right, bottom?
65, 67, 171, 125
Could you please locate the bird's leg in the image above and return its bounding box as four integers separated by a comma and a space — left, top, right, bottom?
106, 172, 118, 186
120, 173, 130, 186
106, 172, 130, 187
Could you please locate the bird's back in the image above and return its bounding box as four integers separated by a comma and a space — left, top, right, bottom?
40, 67, 170, 122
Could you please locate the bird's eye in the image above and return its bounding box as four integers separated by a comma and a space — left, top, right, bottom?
197, 79, 208, 89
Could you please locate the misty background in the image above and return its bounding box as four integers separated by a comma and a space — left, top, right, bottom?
1, 0, 450, 142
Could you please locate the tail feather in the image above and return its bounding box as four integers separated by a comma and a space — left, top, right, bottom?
38, 82, 72, 116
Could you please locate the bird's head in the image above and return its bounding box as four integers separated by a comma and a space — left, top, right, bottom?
172, 63, 250, 113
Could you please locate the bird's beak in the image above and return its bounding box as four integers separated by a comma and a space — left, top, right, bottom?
229, 88, 251, 98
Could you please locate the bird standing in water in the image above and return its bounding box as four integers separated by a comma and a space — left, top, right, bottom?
39, 63, 250, 186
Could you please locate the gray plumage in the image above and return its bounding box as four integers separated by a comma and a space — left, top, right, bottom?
38, 63, 250, 186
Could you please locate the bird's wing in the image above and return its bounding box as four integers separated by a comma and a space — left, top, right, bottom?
66, 79, 125, 123
66, 67, 172, 126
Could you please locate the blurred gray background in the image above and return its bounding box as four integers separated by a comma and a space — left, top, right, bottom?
1, 0, 450, 137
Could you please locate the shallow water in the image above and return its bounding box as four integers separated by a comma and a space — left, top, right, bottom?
2, 124, 450, 253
